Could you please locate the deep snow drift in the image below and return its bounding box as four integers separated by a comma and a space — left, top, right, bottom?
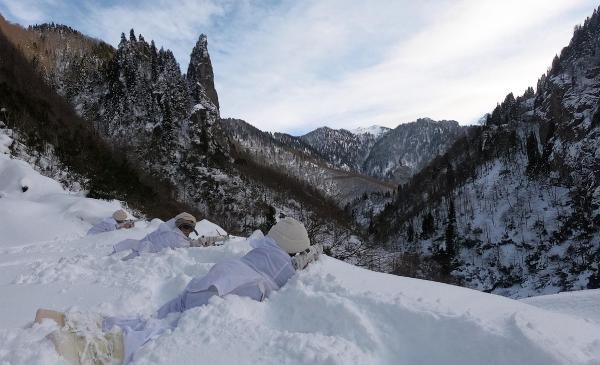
1, 147, 600, 365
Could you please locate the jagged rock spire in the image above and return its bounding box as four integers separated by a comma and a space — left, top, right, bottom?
187, 34, 219, 111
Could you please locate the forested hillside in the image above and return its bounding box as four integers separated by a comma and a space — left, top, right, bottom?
0, 17, 364, 263
371, 9, 600, 297
0, 28, 190, 218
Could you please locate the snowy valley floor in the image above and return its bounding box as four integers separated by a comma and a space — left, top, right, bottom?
1, 150, 600, 364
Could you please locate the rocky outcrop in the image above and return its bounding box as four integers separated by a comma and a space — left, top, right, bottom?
187, 34, 219, 111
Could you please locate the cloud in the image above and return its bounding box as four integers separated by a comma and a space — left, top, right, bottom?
327, 0, 591, 125
1, 0, 599, 134
1, 0, 53, 24
212, 0, 599, 133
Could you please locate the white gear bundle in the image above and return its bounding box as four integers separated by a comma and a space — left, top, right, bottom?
291, 243, 323, 270
35, 309, 124, 365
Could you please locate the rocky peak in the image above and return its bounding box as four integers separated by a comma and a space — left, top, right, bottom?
187, 34, 219, 111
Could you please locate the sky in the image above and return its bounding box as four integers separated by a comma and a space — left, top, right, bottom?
0, 0, 598, 134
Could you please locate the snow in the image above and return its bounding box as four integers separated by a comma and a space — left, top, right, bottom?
349, 125, 389, 138
522, 289, 600, 324
192, 103, 206, 112
1, 155, 600, 365
0, 156, 125, 247
0, 129, 12, 154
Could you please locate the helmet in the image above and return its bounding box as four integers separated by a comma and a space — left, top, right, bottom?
112, 209, 128, 222
175, 212, 197, 228
267, 217, 310, 254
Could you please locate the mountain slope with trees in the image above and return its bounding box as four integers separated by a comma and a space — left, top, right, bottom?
220, 118, 397, 203
0, 27, 190, 218
0, 16, 365, 262
371, 8, 600, 297
299, 126, 381, 172
363, 118, 465, 182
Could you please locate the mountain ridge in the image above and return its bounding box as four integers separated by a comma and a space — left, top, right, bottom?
298, 118, 465, 184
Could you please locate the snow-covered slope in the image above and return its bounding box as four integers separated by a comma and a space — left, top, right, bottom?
1, 152, 600, 365
0, 136, 123, 246
220, 118, 396, 201
522, 289, 600, 323
0, 156, 121, 246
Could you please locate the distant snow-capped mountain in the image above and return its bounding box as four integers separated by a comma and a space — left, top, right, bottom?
299, 119, 465, 184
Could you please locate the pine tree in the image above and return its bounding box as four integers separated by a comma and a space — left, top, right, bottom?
430, 199, 458, 278
524, 86, 535, 99
129, 29, 137, 42
407, 223, 414, 242
445, 159, 455, 189
150, 40, 158, 81
444, 199, 456, 257
588, 269, 600, 289
119, 32, 127, 47
260, 205, 277, 232
421, 212, 434, 239
551, 54, 561, 74
526, 132, 540, 174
